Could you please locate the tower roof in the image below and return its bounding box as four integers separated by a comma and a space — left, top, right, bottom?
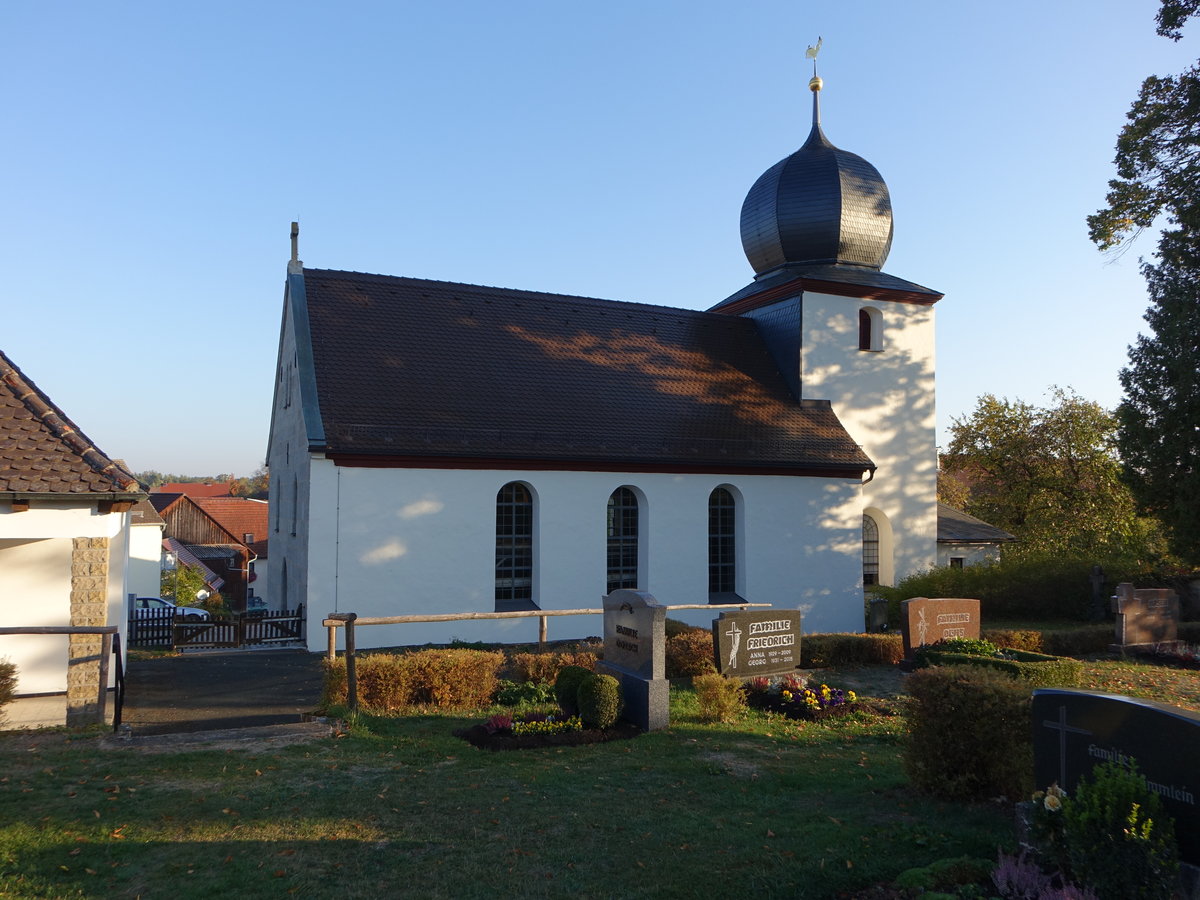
739, 75, 894, 276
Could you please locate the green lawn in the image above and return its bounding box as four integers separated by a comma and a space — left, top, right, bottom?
1, 657, 1196, 898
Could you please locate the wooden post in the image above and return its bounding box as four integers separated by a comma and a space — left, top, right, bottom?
344, 614, 358, 713
538, 615, 548, 648
97, 633, 112, 725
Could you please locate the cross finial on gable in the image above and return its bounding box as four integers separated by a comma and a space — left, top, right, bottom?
288, 221, 303, 274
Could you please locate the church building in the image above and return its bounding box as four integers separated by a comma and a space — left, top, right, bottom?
267, 72, 941, 649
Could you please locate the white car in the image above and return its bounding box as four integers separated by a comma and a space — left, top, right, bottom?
133, 597, 210, 622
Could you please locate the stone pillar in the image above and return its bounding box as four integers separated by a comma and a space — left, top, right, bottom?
67, 537, 109, 726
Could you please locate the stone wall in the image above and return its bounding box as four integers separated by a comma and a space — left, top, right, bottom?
67, 536, 109, 725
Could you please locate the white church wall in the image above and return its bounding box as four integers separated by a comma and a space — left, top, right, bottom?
800, 290, 938, 584
266, 292, 313, 618
299, 465, 866, 652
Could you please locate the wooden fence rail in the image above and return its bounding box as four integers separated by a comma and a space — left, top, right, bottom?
0, 626, 123, 729
321, 602, 771, 661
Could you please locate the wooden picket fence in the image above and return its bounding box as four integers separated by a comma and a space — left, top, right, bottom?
128, 605, 306, 650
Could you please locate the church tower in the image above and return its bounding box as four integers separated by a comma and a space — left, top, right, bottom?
711, 65, 941, 587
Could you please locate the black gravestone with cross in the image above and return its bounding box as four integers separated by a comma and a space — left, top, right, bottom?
1032, 689, 1200, 864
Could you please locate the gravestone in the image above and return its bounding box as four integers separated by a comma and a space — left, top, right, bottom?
596, 589, 668, 731
712, 610, 801, 678
899, 596, 981, 660
1032, 688, 1200, 865
1112, 582, 1179, 649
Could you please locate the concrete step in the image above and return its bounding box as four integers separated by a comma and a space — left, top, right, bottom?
100, 719, 334, 752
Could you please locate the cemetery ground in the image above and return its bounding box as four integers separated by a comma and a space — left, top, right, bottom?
2, 656, 1199, 897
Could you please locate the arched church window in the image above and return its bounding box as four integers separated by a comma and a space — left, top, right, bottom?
709, 487, 737, 598
496, 482, 536, 611
862, 514, 880, 585
607, 487, 639, 593
858, 307, 882, 351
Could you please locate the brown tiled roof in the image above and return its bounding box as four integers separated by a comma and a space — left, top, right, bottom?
194, 498, 269, 557
0, 350, 141, 495
129, 498, 165, 526
300, 269, 873, 475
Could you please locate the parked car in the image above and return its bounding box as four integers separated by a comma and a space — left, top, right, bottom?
133, 597, 210, 622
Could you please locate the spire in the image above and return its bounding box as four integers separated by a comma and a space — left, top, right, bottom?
805, 36, 823, 130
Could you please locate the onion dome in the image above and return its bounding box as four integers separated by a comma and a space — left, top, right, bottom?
740, 75, 894, 275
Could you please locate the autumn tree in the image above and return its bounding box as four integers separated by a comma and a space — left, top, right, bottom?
941, 389, 1165, 562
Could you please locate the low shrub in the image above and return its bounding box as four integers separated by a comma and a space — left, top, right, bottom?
1042, 625, 1114, 658
692, 673, 746, 723
510, 651, 597, 684
983, 628, 1044, 652
576, 672, 622, 730
665, 618, 703, 638
321, 649, 504, 711
894, 856, 994, 893
554, 665, 593, 717
904, 665, 1032, 801
666, 630, 717, 678
493, 679, 556, 706
1063, 760, 1179, 900
801, 633, 903, 667
0, 658, 15, 723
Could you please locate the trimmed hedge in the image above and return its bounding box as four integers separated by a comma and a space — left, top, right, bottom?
666, 630, 717, 678
510, 651, 597, 684
322, 649, 505, 711
914, 649, 1083, 687
554, 665, 593, 717
0, 658, 15, 723
577, 673, 622, 729
801, 633, 903, 668
904, 665, 1033, 801
1041, 624, 1114, 658
982, 629, 1044, 652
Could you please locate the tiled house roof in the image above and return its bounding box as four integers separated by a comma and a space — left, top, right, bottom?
0, 349, 141, 496
937, 503, 1018, 544
194, 498, 269, 557
296, 269, 874, 476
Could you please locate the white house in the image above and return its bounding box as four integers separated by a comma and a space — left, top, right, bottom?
127, 499, 166, 601
0, 350, 143, 725
268, 74, 943, 650
937, 503, 1018, 568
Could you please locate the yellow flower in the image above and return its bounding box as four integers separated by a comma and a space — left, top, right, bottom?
847, 691, 858, 703
1044, 794, 1062, 812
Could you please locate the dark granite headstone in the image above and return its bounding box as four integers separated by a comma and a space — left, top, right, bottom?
1032, 689, 1200, 864
900, 597, 981, 659
712, 610, 801, 678
1112, 582, 1179, 648
596, 589, 668, 731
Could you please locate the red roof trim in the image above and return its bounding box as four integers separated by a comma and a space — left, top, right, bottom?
327, 453, 870, 479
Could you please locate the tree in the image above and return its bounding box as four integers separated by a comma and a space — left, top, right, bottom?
160, 562, 215, 607
941, 388, 1166, 562
230, 464, 269, 499
1087, 3, 1200, 250
1116, 233, 1200, 564
1089, 1, 1200, 565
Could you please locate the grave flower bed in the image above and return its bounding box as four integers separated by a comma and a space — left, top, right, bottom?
454, 709, 640, 751
913, 637, 1083, 687
743, 674, 859, 722
1125, 642, 1200, 671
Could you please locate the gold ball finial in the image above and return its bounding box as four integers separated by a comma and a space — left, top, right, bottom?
809, 75, 823, 92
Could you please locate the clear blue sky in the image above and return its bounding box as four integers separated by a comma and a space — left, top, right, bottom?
2, 1, 1192, 476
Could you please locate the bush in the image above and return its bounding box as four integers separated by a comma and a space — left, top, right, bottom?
0, 658, 15, 723
983, 628, 1045, 652
554, 665, 593, 717
801, 633, 903, 667
894, 856, 995, 893
692, 673, 746, 723
1063, 760, 1179, 900
510, 651, 597, 684
576, 672, 622, 729
873, 555, 1174, 621
1042, 625, 1114, 658
904, 665, 1032, 801
665, 618, 703, 638
493, 679, 556, 706
666, 630, 717, 678
321, 649, 504, 711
